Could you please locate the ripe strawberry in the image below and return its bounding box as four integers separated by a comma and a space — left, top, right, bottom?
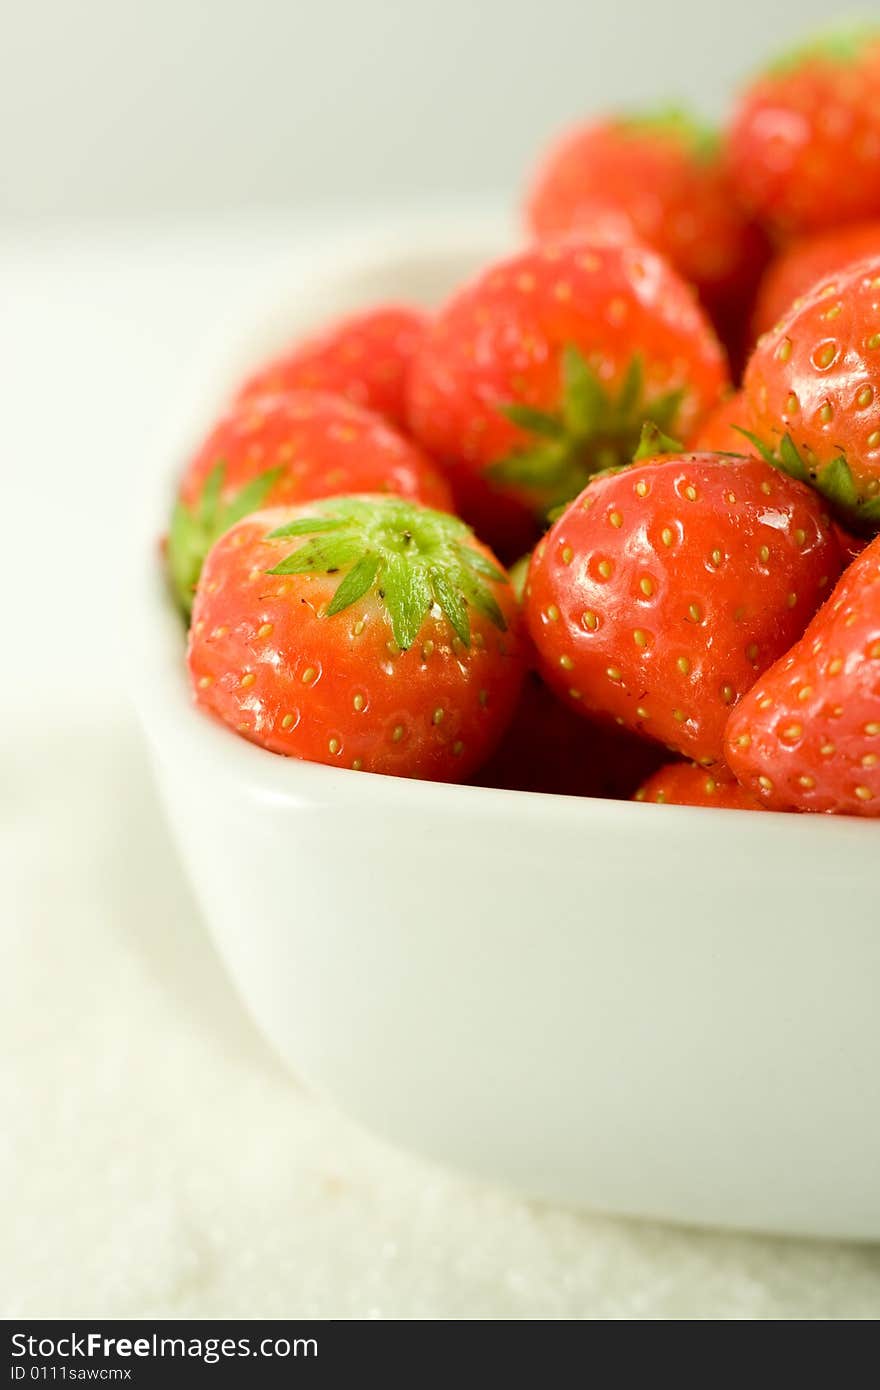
689, 390, 749, 453
476, 538, 662, 797
168, 391, 451, 614
726, 533, 880, 815
406, 239, 729, 551
634, 760, 765, 811
751, 221, 880, 340
525, 109, 768, 334
743, 256, 880, 531
475, 664, 664, 798
188, 495, 525, 780
524, 452, 841, 763
728, 26, 880, 240
235, 304, 427, 428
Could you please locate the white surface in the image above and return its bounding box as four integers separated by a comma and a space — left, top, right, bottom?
0, 0, 843, 221
4, 224, 880, 1316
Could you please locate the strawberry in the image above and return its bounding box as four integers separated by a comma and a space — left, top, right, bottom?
235, 304, 427, 428
689, 390, 749, 453
634, 760, 766, 810
525, 109, 768, 338
524, 452, 841, 763
188, 495, 525, 780
168, 390, 451, 614
476, 670, 664, 798
726, 532, 880, 815
743, 255, 880, 531
728, 26, 880, 240
406, 239, 729, 551
751, 222, 880, 340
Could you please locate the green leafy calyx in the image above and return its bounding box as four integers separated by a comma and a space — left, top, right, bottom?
632, 420, 684, 462
168, 461, 282, 615
737, 428, 880, 533
265, 497, 507, 651
491, 346, 684, 514
542, 421, 682, 520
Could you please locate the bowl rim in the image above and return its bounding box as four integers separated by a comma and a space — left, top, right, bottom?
128, 211, 878, 846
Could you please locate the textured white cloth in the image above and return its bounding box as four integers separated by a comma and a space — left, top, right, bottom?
3, 224, 880, 1319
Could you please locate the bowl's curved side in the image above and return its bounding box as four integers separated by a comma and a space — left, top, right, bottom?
147, 714, 880, 1240
130, 218, 880, 1240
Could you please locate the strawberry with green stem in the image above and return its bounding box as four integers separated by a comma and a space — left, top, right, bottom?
494, 347, 685, 509
188, 495, 525, 780
406, 239, 729, 552
525, 107, 769, 348
168, 390, 451, 614
729, 25, 880, 241
743, 255, 880, 534
524, 450, 842, 764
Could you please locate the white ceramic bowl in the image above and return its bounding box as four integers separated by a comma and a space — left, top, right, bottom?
131, 216, 880, 1240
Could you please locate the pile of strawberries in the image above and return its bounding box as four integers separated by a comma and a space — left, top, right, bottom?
172, 25, 880, 816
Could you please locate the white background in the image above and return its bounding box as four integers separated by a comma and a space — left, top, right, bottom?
0, 0, 846, 223
4, 0, 880, 1321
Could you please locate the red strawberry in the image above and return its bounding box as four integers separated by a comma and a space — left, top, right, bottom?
726, 533, 880, 815
634, 760, 766, 810
751, 221, 880, 340
524, 452, 841, 763
689, 390, 750, 453
743, 255, 880, 531
406, 238, 729, 551
188, 495, 525, 780
168, 391, 451, 613
482, 541, 666, 796
475, 666, 664, 798
728, 27, 880, 240
235, 304, 427, 428
525, 109, 768, 336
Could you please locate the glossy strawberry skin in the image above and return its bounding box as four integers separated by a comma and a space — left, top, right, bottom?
634, 760, 766, 811
235, 305, 427, 429
526, 118, 768, 326
728, 35, 880, 240
524, 453, 842, 763
181, 390, 451, 515
751, 222, 880, 340
726, 533, 880, 815
689, 390, 749, 453
406, 239, 729, 543
744, 256, 880, 504
188, 505, 525, 781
